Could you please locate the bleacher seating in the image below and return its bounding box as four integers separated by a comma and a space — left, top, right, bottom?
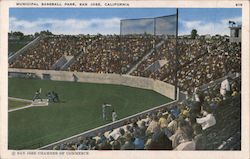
69, 35, 163, 73
9, 35, 95, 69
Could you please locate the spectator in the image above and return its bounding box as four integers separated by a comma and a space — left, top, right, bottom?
158, 113, 172, 137
77, 140, 88, 150
196, 108, 216, 130
133, 130, 145, 150
171, 118, 193, 149
173, 120, 195, 150
121, 133, 135, 150
220, 76, 230, 100
112, 140, 121, 150
146, 115, 160, 135
148, 130, 173, 150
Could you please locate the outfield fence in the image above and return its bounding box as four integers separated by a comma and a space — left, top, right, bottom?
8, 68, 176, 100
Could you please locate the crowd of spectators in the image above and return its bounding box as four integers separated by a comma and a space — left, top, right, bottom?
174, 40, 241, 92
9, 34, 163, 73
9, 34, 241, 93
131, 39, 175, 77
131, 37, 241, 93
69, 35, 162, 73
51, 75, 240, 150
131, 39, 212, 80
132, 39, 208, 78
9, 35, 94, 69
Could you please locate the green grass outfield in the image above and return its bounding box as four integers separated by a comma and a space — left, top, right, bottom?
8, 77, 172, 149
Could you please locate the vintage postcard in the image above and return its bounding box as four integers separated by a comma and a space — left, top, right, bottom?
0, 0, 249, 159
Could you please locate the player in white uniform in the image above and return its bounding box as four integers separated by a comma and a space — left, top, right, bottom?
102, 103, 111, 121
112, 109, 118, 122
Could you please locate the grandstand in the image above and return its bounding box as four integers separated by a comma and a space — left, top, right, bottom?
8, 12, 241, 150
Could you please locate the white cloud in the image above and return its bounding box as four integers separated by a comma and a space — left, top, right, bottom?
10, 16, 242, 36
9, 17, 121, 35
179, 16, 242, 36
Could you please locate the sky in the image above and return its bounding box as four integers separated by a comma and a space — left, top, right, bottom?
9, 8, 242, 35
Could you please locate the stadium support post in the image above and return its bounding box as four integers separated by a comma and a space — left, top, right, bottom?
174, 8, 179, 100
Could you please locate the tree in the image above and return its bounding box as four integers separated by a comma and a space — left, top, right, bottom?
34, 32, 40, 37
11, 31, 24, 37
40, 30, 53, 36
191, 29, 198, 39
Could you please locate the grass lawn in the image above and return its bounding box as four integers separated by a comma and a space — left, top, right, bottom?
8, 77, 172, 149
8, 99, 31, 110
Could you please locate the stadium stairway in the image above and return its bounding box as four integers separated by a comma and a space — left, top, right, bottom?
66, 38, 100, 71
204, 94, 241, 150
126, 39, 167, 75
8, 36, 42, 63
52, 55, 75, 70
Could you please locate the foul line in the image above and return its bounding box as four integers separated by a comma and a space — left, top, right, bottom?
8, 97, 48, 112
8, 97, 32, 103
8, 105, 33, 112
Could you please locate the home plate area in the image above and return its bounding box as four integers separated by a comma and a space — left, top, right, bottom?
32, 99, 49, 106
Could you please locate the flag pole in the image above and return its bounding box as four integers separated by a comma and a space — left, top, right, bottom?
174, 8, 179, 100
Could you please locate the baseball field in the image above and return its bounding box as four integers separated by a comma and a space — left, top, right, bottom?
8, 77, 172, 149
